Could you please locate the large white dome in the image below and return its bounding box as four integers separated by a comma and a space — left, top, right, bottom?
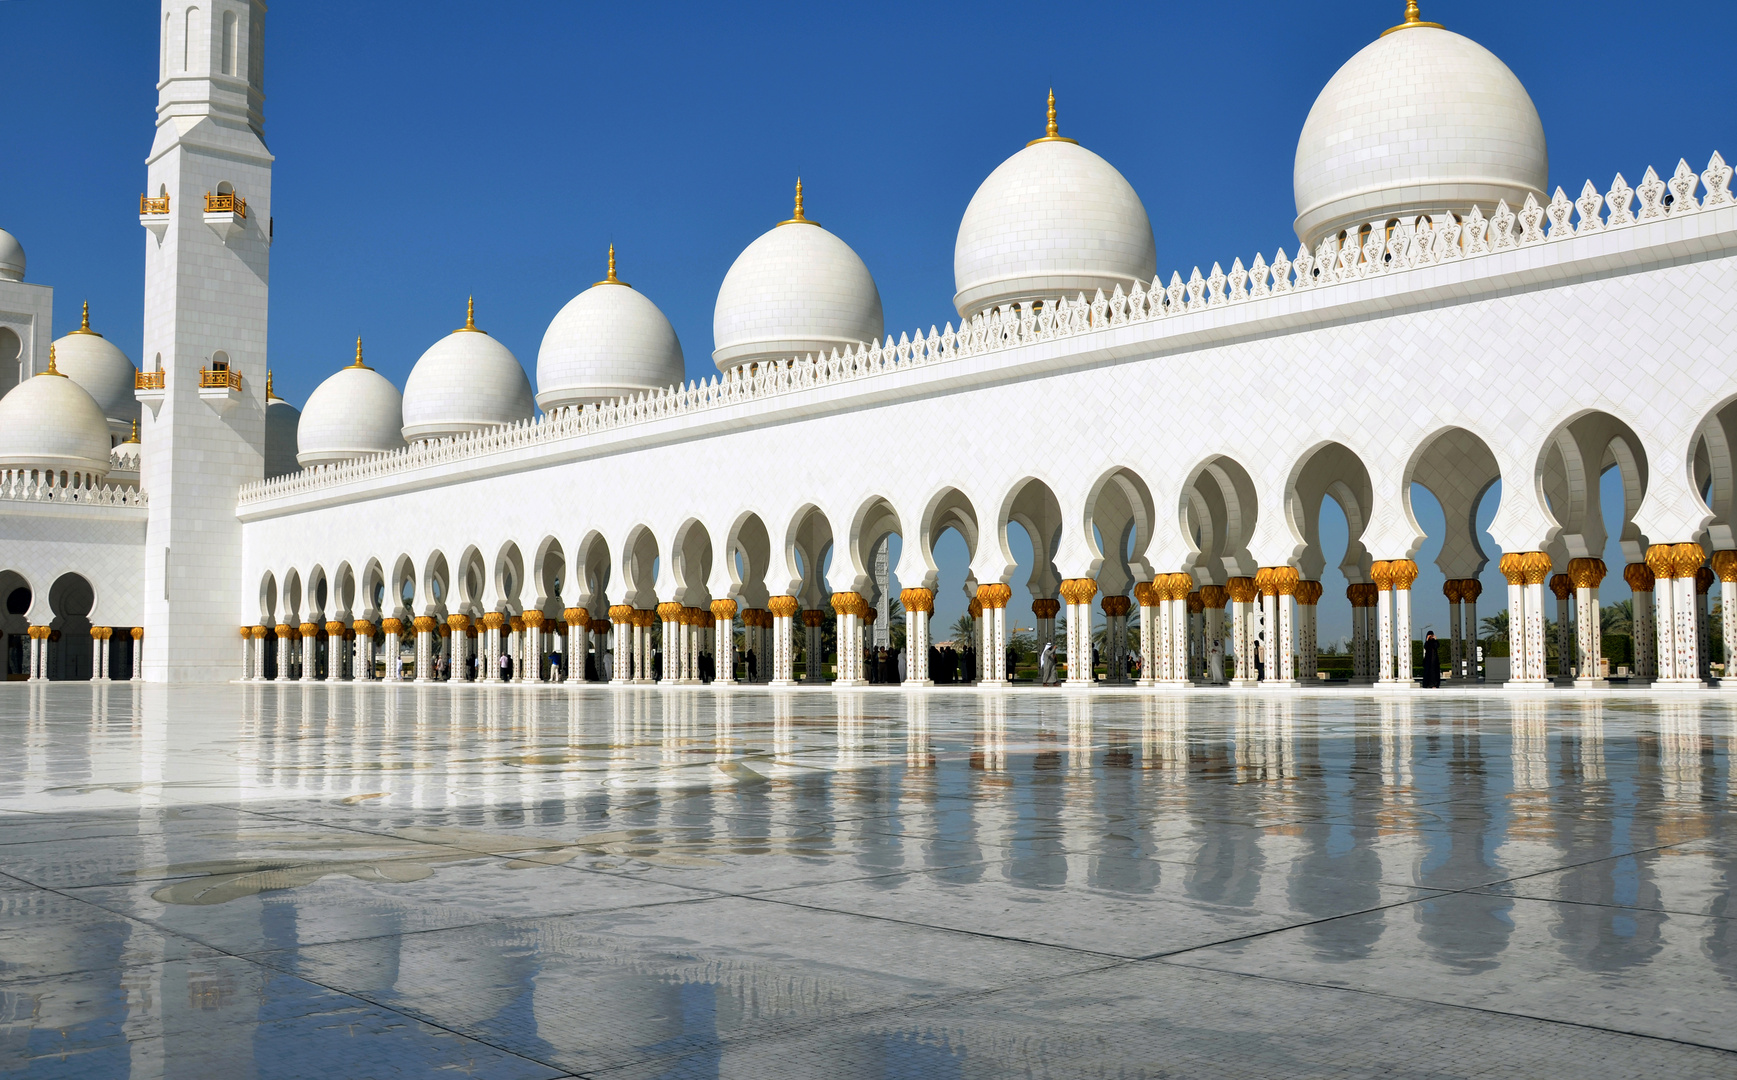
1293, 8, 1547, 248
264, 373, 301, 480
401, 301, 534, 442
0, 229, 23, 282
52, 303, 138, 438
537, 249, 685, 411
712, 183, 883, 371
953, 94, 1156, 319
0, 352, 113, 479
297, 343, 407, 467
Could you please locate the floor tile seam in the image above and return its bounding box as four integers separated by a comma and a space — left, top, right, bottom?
1451, 840, 1689, 893
0, 880, 227, 954
1146, 960, 1737, 1056
670, 855, 1018, 898
731, 890, 1143, 962
1462, 886, 1735, 922
1135, 889, 1456, 960
227, 892, 732, 961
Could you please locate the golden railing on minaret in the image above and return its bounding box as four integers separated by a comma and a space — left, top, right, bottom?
199, 367, 242, 391
139, 194, 170, 215
203, 191, 246, 217
135, 370, 165, 390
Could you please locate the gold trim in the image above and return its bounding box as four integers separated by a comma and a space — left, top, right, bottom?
42, 345, 65, 377
126, 419, 139, 444
349, 336, 369, 369
1026, 88, 1079, 147
265, 369, 278, 400
1381, 0, 1443, 35
593, 243, 632, 288
777, 177, 819, 227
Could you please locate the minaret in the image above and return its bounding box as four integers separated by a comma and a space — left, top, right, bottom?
140, 0, 272, 681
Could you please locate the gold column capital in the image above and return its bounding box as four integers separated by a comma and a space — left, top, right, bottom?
768, 595, 800, 619
901, 588, 935, 614
711, 598, 739, 620
1059, 578, 1098, 605
977, 583, 1012, 609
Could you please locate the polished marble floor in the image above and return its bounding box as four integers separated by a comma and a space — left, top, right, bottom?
0, 682, 1732, 1078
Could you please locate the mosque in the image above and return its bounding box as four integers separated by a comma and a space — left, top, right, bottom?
1, 0, 1734, 692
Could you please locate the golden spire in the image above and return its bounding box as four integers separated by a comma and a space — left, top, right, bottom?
778, 178, 818, 226
455, 295, 488, 333
42, 344, 65, 377
350, 336, 368, 368
1027, 88, 1078, 147
1383, 0, 1442, 35
126, 418, 139, 444
69, 299, 102, 337
594, 243, 631, 288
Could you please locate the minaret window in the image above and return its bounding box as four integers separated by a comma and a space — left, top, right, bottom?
221, 12, 236, 76
182, 7, 199, 72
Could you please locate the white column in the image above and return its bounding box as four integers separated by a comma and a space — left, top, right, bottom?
1062, 582, 1095, 686
1505, 573, 1527, 685
1170, 595, 1191, 686
1722, 573, 1737, 688
301, 629, 317, 683
1376, 585, 1394, 683
1675, 571, 1700, 684
354, 625, 372, 681
903, 590, 932, 686
770, 601, 797, 685
1299, 597, 1318, 681
713, 604, 736, 685
1138, 586, 1159, 686
1395, 583, 1413, 683
1447, 592, 1463, 680
274, 631, 289, 682
1350, 596, 1367, 682
1525, 578, 1548, 682
1277, 589, 1295, 683
414, 623, 431, 683
1464, 589, 1478, 680
383, 623, 401, 682
660, 610, 681, 686
1695, 578, 1711, 682
1553, 580, 1573, 680
1260, 588, 1279, 684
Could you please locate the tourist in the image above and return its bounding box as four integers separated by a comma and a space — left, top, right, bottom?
1422, 631, 1441, 688
1039, 641, 1056, 685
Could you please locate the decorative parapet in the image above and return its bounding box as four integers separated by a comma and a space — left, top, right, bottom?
204, 191, 246, 217
238, 153, 1734, 508
0, 471, 147, 507
135, 370, 165, 390
199, 367, 242, 391
139, 194, 170, 215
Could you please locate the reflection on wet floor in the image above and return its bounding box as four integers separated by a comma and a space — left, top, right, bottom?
0, 683, 1732, 1078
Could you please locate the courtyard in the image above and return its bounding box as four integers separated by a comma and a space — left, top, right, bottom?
0, 682, 1730, 1077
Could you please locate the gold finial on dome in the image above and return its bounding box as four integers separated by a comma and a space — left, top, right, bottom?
594, 243, 632, 288
266, 369, 276, 399
69, 300, 102, 337
350, 336, 368, 369
1382, 0, 1443, 35
454, 295, 489, 334
126, 418, 139, 444
778, 178, 818, 226
1027, 88, 1078, 147
42, 344, 65, 377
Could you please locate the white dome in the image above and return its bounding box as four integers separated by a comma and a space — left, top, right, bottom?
537, 252, 685, 411
0, 361, 113, 479
953, 98, 1156, 319
264, 381, 301, 480
0, 229, 23, 282
401, 303, 534, 442
297, 348, 406, 467
52, 304, 138, 437
1293, 15, 1547, 248
712, 185, 883, 371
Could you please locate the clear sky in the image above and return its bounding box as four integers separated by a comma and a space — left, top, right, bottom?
0, 1, 1729, 653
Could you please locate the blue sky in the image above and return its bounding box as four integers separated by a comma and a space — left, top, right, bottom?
0, 1, 1729, 650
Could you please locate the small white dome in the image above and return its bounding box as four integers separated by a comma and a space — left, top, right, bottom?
52, 304, 138, 437
264, 378, 301, 480
0, 229, 23, 282
537, 250, 685, 411
712, 183, 883, 371
296, 345, 407, 467
953, 95, 1156, 319
1293, 12, 1547, 248
0, 358, 113, 479
401, 301, 534, 442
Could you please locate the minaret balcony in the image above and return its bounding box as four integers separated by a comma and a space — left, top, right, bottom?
202, 191, 247, 243
198, 367, 242, 412
139, 194, 170, 242
134, 370, 165, 415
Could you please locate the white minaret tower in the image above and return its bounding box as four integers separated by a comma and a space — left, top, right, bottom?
140, 0, 272, 681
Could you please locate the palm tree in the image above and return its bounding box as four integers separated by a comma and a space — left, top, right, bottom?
1480, 609, 1509, 653
950, 613, 975, 649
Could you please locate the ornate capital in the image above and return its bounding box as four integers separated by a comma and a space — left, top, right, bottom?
1712, 550, 1737, 583
967, 599, 983, 618
681, 605, 705, 624
1271, 566, 1300, 595
1518, 551, 1553, 586
633, 609, 658, 627
1225, 576, 1257, 603
1644, 544, 1676, 581
1200, 584, 1228, 609
353, 620, 374, 636
381, 618, 403, 635
711, 598, 739, 620
326, 621, 346, 636
1058, 578, 1098, 605
1030, 597, 1060, 619
1697, 565, 1715, 593
522, 609, 545, 629
1567, 557, 1607, 589
562, 607, 588, 627
1622, 562, 1654, 592
1442, 579, 1461, 601
978, 583, 1012, 609
656, 602, 683, 622
1499, 552, 1526, 585
252, 625, 269, 638
299, 622, 318, 637
447, 614, 471, 631
801, 608, 827, 627
901, 588, 935, 614
606, 604, 633, 624
1549, 573, 1573, 600
1672, 541, 1707, 579
1100, 594, 1131, 617
1253, 567, 1276, 595
1132, 582, 1156, 607
508, 616, 525, 633
1462, 579, 1482, 600
1389, 560, 1418, 590
1295, 579, 1322, 605
1370, 560, 1394, 590
831, 591, 863, 616
131, 627, 143, 640
768, 595, 800, 619
1186, 591, 1204, 614
275, 623, 292, 638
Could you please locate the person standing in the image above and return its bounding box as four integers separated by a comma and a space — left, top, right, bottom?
1039, 641, 1056, 686
1421, 631, 1441, 688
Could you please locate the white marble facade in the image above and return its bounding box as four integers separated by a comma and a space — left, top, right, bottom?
4, 2, 1737, 689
